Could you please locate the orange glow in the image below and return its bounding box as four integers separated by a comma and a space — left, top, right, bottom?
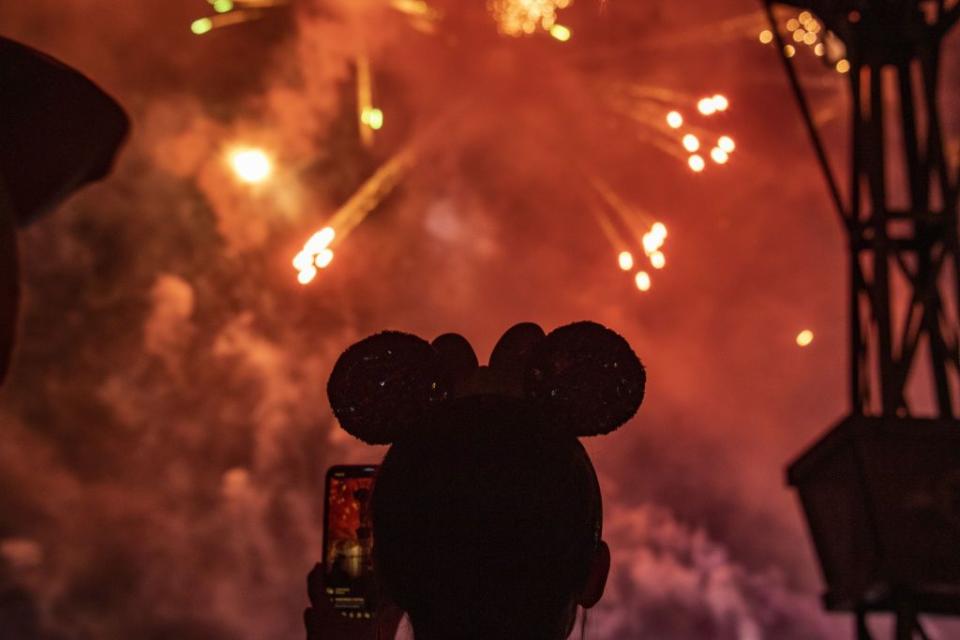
796, 329, 814, 347
666, 111, 684, 129
786, 18, 800, 31
802, 31, 817, 45
651, 222, 667, 239
836, 59, 851, 74
792, 29, 806, 43
688, 154, 706, 172
650, 251, 666, 269
759, 29, 773, 44
784, 44, 796, 58
635, 271, 651, 291
618, 251, 634, 271
814, 43, 825, 56
710, 147, 729, 164
717, 135, 735, 153
682, 134, 700, 152
799, 11, 813, 24
712, 94, 729, 112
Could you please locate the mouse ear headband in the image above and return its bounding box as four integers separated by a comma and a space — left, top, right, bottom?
327, 321, 645, 445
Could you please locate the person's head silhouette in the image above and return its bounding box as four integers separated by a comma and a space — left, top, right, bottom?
327, 321, 645, 640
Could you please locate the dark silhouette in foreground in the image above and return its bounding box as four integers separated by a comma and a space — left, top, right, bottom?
306, 321, 646, 640
0, 36, 128, 386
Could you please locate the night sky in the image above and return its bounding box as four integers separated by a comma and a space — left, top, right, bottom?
1, 1, 958, 638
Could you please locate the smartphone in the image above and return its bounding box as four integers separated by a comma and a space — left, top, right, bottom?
323, 464, 379, 617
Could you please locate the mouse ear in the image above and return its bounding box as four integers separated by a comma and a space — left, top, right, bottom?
328, 332, 449, 444
488, 322, 546, 393
523, 322, 645, 437
431, 333, 479, 389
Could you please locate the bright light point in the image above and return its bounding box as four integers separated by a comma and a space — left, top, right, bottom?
305, 226, 336, 254
786, 18, 800, 31
229, 148, 272, 183
710, 147, 729, 164
212, 0, 234, 13
361, 107, 384, 130
191, 18, 213, 35
796, 329, 814, 347
784, 44, 796, 57
666, 111, 684, 129
799, 11, 813, 24
793, 28, 806, 42
298, 267, 318, 285
642, 233, 661, 254
635, 271, 651, 292
759, 29, 774, 44
651, 222, 667, 239
549, 24, 571, 41
650, 251, 666, 269
717, 135, 736, 153
803, 31, 817, 45
315, 248, 334, 269
618, 251, 634, 271
688, 154, 706, 173
836, 59, 851, 73
697, 98, 717, 116
814, 43, 825, 56
293, 251, 313, 271
682, 134, 700, 152
712, 94, 729, 111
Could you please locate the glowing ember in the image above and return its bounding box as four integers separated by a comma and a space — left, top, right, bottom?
618, 251, 634, 271
361, 107, 385, 131
229, 148, 272, 183
710, 147, 729, 164
549, 24, 571, 41
191, 18, 213, 35
489, 0, 573, 36
298, 266, 318, 285
635, 271, 651, 292
836, 59, 850, 74
697, 97, 717, 116
642, 233, 660, 254
796, 330, 814, 347
759, 29, 774, 44
295, 226, 336, 282
315, 248, 334, 269
666, 111, 683, 129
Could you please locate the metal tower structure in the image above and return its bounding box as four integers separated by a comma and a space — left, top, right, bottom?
762, 1, 960, 639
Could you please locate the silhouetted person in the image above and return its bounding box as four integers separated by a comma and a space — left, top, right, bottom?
0, 36, 128, 385
306, 321, 646, 640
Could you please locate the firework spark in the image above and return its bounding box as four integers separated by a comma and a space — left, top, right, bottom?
489, 0, 573, 36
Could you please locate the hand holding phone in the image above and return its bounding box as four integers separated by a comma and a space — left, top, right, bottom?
323, 465, 378, 616
307, 465, 402, 639
305, 563, 403, 640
